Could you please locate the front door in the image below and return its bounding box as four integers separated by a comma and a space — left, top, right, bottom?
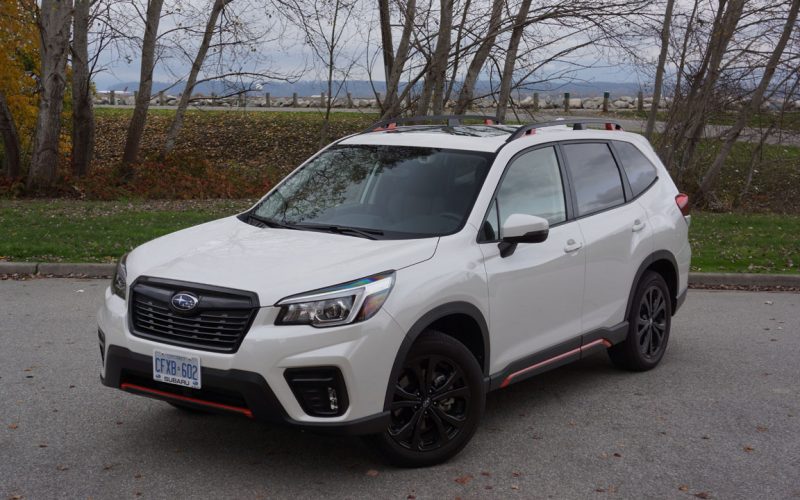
478, 145, 586, 373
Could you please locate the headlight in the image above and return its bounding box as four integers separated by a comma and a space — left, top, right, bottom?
111, 254, 128, 299
276, 271, 395, 327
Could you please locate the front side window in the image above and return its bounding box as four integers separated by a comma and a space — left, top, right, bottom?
251, 145, 493, 239
562, 143, 625, 216
614, 141, 658, 197
481, 146, 566, 241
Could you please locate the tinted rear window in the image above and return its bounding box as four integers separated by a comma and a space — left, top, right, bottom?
614, 141, 658, 196
562, 143, 625, 216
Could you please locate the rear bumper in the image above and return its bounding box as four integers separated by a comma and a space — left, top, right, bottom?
101, 345, 389, 435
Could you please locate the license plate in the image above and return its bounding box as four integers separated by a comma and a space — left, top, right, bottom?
153, 350, 201, 389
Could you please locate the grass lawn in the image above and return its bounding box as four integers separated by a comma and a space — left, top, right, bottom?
689, 212, 800, 274
0, 199, 253, 263
1, 200, 798, 273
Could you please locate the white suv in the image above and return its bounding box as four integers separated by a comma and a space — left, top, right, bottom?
98, 116, 690, 467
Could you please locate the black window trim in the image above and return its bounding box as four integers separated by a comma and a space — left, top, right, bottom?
477, 142, 573, 244
607, 139, 660, 202
556, 139, 639, 221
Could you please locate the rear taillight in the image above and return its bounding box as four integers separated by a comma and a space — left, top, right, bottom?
675, 193, 690, 217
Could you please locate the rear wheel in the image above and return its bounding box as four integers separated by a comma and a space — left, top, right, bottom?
609, 271, 672, 371
368, 331, 485, 467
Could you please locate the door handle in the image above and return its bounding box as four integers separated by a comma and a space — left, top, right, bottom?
632, 219, 646, 232
564, 239, 583, 253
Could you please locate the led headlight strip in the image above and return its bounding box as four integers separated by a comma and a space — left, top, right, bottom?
275, 271, 395, 327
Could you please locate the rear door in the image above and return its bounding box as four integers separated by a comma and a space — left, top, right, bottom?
478, 145, 586, 372
559, 141, 653, 333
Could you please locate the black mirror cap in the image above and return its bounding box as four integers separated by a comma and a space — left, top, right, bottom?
497, 229, 549, 258
503, 228, 549, 245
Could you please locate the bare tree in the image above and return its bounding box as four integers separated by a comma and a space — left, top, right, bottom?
120, 0, 165, 174
452, 0, 503, 114
0, 90, 22, 179
644, 0, 675, 140
28, 0, 73, 191
71, 0, 94, 177
495, 0, 531, 122
697, 0, 800, 199
160, 0, 233, 157
380, 0, 417, 118
416, 0, 453, 116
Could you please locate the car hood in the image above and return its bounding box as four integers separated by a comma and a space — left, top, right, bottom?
126, 216, 439, 305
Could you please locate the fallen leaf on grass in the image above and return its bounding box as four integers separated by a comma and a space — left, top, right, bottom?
365, 469, 379, 477
756, 426, 768, 432
694, 492, 711, 499
511, 485, 519, 490
480, 471, 491, 477
679, 485, 689, 492
613, 453, 622, 458
511, 471, 521, 477
38, 444, 47, 448
743, 446, 754, 452
454, 474, 473, 485
8, 423, 18, 430
56, 465, 69, 471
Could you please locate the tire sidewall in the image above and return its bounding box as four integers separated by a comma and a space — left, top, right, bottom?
625, 271, 672, 369
372, 331, 485, 467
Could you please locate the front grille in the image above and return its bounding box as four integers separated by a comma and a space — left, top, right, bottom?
129, 277, 259, 353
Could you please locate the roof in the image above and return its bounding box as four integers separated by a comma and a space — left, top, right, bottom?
339, 122, 647, 153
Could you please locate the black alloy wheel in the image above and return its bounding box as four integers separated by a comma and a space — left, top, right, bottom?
609, 270, 672, 371
368, 331, 485, 467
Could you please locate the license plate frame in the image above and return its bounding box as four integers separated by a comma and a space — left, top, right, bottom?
153, 350, 202, 389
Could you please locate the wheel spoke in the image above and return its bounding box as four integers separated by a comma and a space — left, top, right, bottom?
391, 400, 419, 410
394, 384, 420, 402
433, 406, 466, 429
433, 385, 469, 402
425, 356, 437, 393
410, 412, 425, 450
389, 409, 421, 441
428, 408, 451, 444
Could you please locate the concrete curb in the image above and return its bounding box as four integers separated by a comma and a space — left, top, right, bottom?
689, 272, 800, 287
1, 262, 799, 285
0, 262, 115, 277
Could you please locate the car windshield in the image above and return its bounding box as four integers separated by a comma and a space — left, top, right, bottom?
250, 145, 494, 239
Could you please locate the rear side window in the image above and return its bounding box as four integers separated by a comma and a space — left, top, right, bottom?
614, 141, 658, 196
562, 143, 625, 216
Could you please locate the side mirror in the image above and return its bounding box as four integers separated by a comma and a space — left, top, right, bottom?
498, 214, 549, 257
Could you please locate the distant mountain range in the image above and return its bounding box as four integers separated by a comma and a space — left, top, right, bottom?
99, 79, 645, 98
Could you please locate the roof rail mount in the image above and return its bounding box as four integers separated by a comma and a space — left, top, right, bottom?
506, 118, 624, 142
366, 114, 501, 133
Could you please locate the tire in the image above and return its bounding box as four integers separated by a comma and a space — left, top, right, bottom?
366, 331, 485, 467
608, 271, 672, 371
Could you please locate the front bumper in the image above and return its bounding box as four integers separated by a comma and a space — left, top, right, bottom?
101, 345, 389, 434
98, 286, 403, 434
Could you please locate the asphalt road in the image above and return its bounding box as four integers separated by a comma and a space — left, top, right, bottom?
1, 279, 799, 499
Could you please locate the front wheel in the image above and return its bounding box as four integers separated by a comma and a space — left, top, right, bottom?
367, 331, 485, 467
608, 271, 672, 371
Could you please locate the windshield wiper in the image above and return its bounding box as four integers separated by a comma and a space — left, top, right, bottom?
296, 223, 384, 240
246, 213, 299, 230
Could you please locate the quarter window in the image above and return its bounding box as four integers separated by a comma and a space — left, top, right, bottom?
614, 141, 658, 197
562, 143, 625, 216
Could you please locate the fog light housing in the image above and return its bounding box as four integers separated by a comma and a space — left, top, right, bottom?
284, 367, 349, 417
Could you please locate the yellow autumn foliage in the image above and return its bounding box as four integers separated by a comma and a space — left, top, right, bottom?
0, 0, 39, 154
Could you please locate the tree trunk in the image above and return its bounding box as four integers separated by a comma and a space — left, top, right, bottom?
120, 0, 165, 174
496, 0, 532, 123
71, 0, 94, 177
644, 0, 675, 140
161, 0, 232, 157
453, 0, 504, 115
378, 0, 394, 86
28, 0, 73, 191
0, 90, 22, 179
698, 0, 799, 198
417, 0, 453, 116
381, 0, 416, 118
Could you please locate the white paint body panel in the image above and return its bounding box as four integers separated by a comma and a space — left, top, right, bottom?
98, 126, 691, 424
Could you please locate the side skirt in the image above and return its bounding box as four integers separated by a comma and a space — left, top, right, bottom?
488, 322, 628, 391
